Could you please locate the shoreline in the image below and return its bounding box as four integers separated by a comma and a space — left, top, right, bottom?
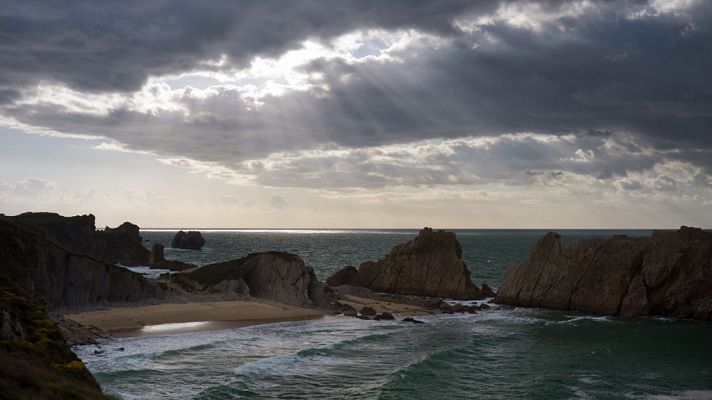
64, 299, 328, 333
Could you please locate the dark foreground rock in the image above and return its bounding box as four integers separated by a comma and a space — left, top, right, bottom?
172, 252, 330, 307
149, 243, 196, 271
0, 278, 113, 400
327, 228, 482, 299
0, 215, 164, 309
171, 230, 205, 250
6, 212, 150, 266
495, 227, 712, 320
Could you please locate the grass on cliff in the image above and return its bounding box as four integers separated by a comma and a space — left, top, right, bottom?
0, 277, 115, 400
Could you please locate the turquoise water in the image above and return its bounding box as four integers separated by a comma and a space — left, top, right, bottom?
76, 229, 712, 399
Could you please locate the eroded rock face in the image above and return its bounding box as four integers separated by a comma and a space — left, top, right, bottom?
328, 228, 481, 299
0, 216, 164, 309
174, 252, 328, 307
149, 243, 196, 271
171, 230, 205, 250
495, 227, 712, 320
90, 222, 150, 266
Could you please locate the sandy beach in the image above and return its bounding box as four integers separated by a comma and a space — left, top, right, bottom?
65, 299, 328, 332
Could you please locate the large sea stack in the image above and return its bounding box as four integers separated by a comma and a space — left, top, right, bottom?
171, 230, 205, 250
328, 228, 481, 299
495, 226, 712, 320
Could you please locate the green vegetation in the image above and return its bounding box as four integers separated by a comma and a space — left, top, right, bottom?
0, 277, 113, 400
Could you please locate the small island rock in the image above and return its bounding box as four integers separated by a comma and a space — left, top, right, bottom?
171, 230, 205, 250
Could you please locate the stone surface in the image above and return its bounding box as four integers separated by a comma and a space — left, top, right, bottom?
90, 222, 150, 266
495, 227, 712, 320
149, 243, 196, 271
0, 215, 164, 309
374, 312, 395, 320
328, 228, 481, 299
174, 251, 328, 307
360, 306, 377, 316
171, 230, 205, 250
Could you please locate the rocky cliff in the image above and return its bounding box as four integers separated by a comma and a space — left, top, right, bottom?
0, 215, 164, 309
495, 227, 712, 320
328, 228, 482, 299
149, 243, 195, 271
6, 212, 150, 266
0, 277, 112, 399
171, 230, 205, 250
173, 251, 329, 307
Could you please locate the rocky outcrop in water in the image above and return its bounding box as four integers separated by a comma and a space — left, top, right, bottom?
171, 230, 205, 250
173, 251, 330, 307
0, 277, 112, 399
327, 228, 482, 299
149, 243, 196, 271
495, 227, 712, 320
0, 215, 164, 309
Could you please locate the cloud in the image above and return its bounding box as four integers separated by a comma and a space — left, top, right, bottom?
269, 195, 287, 209
0, 0, 711, 197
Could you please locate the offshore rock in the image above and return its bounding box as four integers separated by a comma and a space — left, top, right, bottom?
495, 227, 712, 320
328, 228, 481, 299
149, 243, 196, 271
171, 230, 205, 250
173, 252, 327, 307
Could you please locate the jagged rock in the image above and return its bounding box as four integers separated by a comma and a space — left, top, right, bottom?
174, 252, 326, 307
480, 283, 496, 298
360, 306, 377, 316
7, 213, 151, 266
0, 278, 113, 399
90, 222, 150, 266
0, 216, 164, 309
328, 228, 480, 299
374, 312, 395, 320
171, 230, 205, 250
495, 227, 712, 320
402, 317, 425, 324
149, 243, 196, 271
327, 266, 358, 286
478, 303, 491, 310
341, 304, 358, 317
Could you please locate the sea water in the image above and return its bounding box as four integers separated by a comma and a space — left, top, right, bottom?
75, 230, 712, 399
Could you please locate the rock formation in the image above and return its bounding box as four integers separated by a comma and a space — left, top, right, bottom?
90, 221, 150, 266
495, 227, 712, 320
171, 230, 205, 250
6, 212, 150, 266
173, 251, 330, 307
149, 243, 196, 271
0, 277, 113, 399
0, 215, 164, 309
327, 228, 482, 299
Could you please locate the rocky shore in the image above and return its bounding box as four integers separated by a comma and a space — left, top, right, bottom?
495, 226, 712, 320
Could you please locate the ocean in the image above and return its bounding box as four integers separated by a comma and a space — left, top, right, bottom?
75, 229, 712, 399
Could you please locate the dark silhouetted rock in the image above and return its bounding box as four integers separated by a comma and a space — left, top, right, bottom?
495, 227, 712, 320
403, 317, 425, 324
342, 304, 358, 317
0, 215, 164, 309
0, 277, 114, 399
480, 283, 496, 298
360, 306, 377, 316
374, 312, 395, 320
90, 222, 150, 266
174, 252, 325, 307
327, 266, 358, 286
149, 243, 196, 271
327, 228, 481, 299
171, 230, 205, 250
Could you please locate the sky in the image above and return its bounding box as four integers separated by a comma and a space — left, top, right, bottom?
1, 0, 711, 228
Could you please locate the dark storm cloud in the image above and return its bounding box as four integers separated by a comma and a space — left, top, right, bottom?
0, 0, 496, 92
1, 0, 712, 190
